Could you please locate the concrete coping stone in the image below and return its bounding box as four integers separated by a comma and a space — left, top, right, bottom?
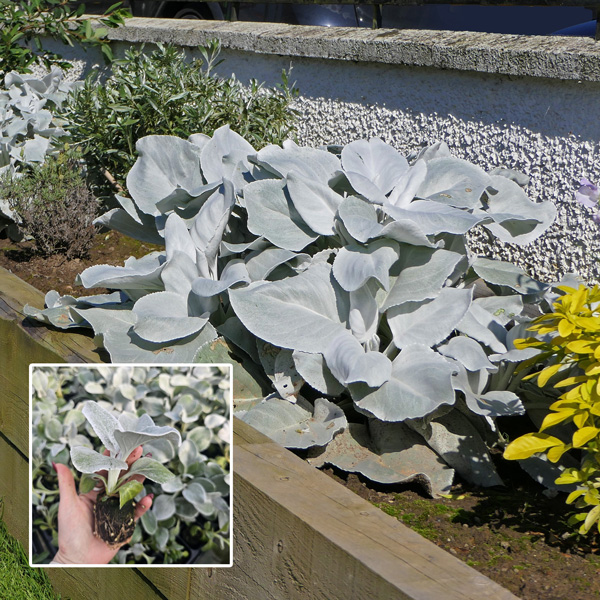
105, 17, 600, 82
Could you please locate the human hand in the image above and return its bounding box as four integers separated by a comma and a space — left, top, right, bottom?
51, 445, 153, 565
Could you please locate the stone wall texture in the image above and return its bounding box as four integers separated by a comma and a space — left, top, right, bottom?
45, 18, 600, 282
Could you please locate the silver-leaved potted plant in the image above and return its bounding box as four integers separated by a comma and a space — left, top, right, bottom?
70, 401, 181, 547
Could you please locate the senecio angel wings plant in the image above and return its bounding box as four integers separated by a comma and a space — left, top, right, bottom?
72, 401, 181, 547
28, 126, 559, 493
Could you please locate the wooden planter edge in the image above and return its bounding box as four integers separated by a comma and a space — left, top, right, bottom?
0, 267, 518, 600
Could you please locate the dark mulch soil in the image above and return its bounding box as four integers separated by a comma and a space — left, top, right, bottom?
4, 230, 600, 598
322, 450, 600, 600
0, 231, 161, 296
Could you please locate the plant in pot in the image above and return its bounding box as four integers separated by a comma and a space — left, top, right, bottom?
70, 401, 181, 547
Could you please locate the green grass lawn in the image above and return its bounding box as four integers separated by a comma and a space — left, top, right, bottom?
0, 504, 60, 600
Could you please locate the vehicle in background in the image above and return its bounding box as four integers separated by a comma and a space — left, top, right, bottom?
78, 1, 596, 37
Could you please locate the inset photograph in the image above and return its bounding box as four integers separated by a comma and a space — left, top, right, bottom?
30, 364, 232, 567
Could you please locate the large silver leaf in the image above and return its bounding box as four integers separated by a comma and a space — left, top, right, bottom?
387, 159, 427, 208
114, 426, 181, 463
438, 336, 496, 372
244, 247, 301, 281
348, 285, 379, 344
132, 291, 209, 343
79, 305, 217, 363
190, 180, 236, 276
323, 332, 392, 388
126, 136, 205, 216
245, 178, 318, 251
164, 213, 196, 263
70, 446, 127, 474
229, 263, 348, 353
378, 219, 438, 248
351, 345, 456, 421
292, 350, 345, 396
472, 257, 549, 296
308, 422, 454, 496
256, 342, 303, 402
94, 208, 164, 245
416, 156, 491, 209
107, 323, 218, 364
286, 171, 344, 235
455, 300, 508, 353
341, 138, 409, 201
200, 124, 255, 183
381, 247, 463, 311
332, 239, 399, 292
472, 294, 524, 326
76, 253, 166, 291
408, 410, 503, 487
82, 401, 121, 453
449, 361, 523, 417
384, 200, 486, 235
191, 260, 250, 297
254, 140, 340, 183
161, 251, 201, 296
337, 195, 382, 243
482, 175, 556, 245
387, 287, 472, 349
237, 396, 346, 449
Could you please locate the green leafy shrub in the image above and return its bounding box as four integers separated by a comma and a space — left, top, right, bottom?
31, 365, 231, 565
0, 0, 129, 76
1, 151, 98, 257
62, 41, 298, 195
504, 284, 600, 534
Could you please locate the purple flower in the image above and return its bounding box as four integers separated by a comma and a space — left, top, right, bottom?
575, 178, 600, 209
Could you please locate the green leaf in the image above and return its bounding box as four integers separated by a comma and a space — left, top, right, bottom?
101, 43, 113, 62
503, 433, 563, 460
126, 457, 176, 484
572, 426, 600, 448
537, 363, 562, 387
118, 479, 143, 509
79, 473, 97, 495
582, 505, 600, 534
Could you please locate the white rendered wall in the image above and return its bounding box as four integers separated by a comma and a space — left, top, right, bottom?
44, 20, 600, 283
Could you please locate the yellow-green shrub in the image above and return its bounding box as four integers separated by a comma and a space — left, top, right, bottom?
504, 284, 600, 534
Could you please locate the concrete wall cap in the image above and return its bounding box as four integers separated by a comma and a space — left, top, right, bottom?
105, 17, 600, 82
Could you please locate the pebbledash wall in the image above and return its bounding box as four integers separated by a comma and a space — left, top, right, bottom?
56, 18, 600, 283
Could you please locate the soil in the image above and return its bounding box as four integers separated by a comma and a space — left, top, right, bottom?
6, 230, 600, 597
94, 495, 136, 548
0, 230, 161, 296
322, 447, 600, 600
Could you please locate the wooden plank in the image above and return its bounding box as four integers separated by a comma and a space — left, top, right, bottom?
0, 267, 101, 454
46, 568, 165, 600
203, 418, 520, 600
0, 436, 29, 548
0, 317, 63, 455
137, 567, 190, 600
0, 267, 101, 364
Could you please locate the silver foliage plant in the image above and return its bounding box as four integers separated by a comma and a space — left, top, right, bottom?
0, 68, 76, 237
31, 365, 231, 565
28, 128, 559, 494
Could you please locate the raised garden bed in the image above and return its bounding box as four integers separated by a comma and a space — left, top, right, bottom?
0, 266, 520, 599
